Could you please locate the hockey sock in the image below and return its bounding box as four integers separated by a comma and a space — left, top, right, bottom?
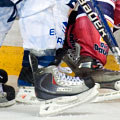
31, 49, 56, 68
37, 55, 55, 68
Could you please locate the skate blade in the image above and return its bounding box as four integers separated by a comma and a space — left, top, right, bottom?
92, 89, 120, 103
39, 85, 99, 117
0, 99, 16, 107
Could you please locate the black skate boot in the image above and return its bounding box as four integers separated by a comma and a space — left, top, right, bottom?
18, 66, 34, 86
29, 53, 98, 116
0, 69, 15, 107
16, 50, 37, 104
15, 66, 37, 104
0, 84, 16, 107
62, 50, 120, 91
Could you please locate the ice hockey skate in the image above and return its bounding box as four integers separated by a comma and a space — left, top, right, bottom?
35, 66, 98, 116
0, 84, 16, 107
29, 53, 99, 116
60, 50, 120, 102
15, 65, 39, 104
0, 69, 16, 107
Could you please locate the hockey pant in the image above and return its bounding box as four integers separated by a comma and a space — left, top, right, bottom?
66, 0, 115, 65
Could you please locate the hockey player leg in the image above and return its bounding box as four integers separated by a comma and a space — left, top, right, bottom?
17, 3, 59, 104
29, 52, 99, 116
63, 51, 120, 91
0, 69, 15, 107
60, 3, 120, 102
61, 49, 120, 102
62, 52, 120, 91
16, 50, 39, 104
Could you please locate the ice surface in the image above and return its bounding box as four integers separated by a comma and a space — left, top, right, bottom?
0, 101, 120, 120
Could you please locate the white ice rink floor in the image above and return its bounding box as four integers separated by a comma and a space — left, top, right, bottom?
0, 75, 120, 120
1, 96, 120, 120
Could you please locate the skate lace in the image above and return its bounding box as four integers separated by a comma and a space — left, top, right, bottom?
53, 68, 84, 86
